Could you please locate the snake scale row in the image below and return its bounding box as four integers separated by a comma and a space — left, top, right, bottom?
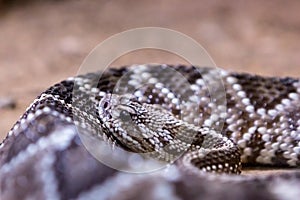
0, 64, 300, 200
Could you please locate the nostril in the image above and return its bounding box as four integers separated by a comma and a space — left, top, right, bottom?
103, 101, 108, 109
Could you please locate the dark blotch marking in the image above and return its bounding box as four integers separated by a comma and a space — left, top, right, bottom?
232, 73, 298, 110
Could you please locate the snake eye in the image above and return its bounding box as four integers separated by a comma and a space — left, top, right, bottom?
119, 110, 132, 122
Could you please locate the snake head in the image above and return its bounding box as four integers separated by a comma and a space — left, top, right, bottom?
97, 93, 197, 163
98, 94, 152, 152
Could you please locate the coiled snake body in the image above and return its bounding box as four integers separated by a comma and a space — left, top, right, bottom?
0, 64, 300, 200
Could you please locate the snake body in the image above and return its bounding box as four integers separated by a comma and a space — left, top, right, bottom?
0, 64, 300, 200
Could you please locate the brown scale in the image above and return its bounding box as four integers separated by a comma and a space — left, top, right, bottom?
173, 65, 212, 85
225, 73, 299, 166
232, 73, 297, 110
190, 146, 241, 174
73, 94, 95, 112
272, 148, 289, 166
95, 76, 119, 93
94, 68, 128, 93
286, 106, 300, 131
229, 111, 283, 165
52, 134, 117, 200
135, 84, 182, 117
221, 92, 238, 137
5, 112, 74, 164
44, 80, 74, 104
0, 95, 75, 161
197, 105, 212, 127
286, 107, 300, 164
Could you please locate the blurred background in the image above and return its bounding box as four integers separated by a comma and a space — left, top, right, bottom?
0, 0, 299, 140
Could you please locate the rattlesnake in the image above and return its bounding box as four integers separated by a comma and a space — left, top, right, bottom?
0, 64, 300, 200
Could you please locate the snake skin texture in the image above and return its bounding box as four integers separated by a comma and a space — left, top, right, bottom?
0, 64, 300, 200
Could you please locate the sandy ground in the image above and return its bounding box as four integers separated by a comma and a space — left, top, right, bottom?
0, 0, 299, 175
